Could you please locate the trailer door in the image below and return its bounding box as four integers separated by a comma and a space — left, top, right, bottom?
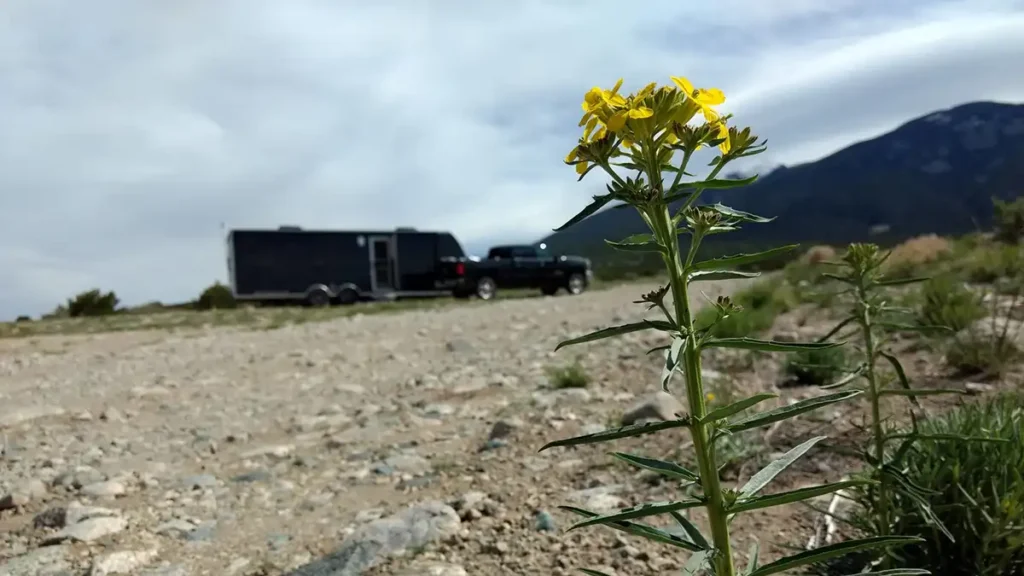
368, 235, 397, 292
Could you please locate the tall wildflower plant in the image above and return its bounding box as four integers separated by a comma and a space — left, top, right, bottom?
539, 78, 921, 575
817, 244, 1002, 571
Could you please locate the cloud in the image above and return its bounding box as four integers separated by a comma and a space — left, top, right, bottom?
1, 0, 1023, 318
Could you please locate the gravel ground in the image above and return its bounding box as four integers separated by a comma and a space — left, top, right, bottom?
0, 279, 880, 575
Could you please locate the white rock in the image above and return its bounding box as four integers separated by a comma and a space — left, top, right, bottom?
90, 547, 159, 575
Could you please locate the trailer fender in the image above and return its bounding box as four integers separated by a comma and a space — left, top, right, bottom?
334, 283, 360, 305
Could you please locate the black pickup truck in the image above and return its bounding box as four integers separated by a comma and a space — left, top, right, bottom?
443, 244, 593, 300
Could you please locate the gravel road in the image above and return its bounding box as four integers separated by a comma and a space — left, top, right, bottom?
0, 280, 786, 576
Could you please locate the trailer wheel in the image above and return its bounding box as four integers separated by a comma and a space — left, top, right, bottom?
337, 288, 358, 306
566, 273, 587, 296
476, 277, 497, 301
306, 288, 331, 307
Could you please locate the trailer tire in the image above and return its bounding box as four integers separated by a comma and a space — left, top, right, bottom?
337, 288, 359, 306
306, 288, 331, 308
476, 277, 497, 301
566, 273, 587, 296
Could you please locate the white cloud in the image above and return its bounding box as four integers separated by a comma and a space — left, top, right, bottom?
1, 0, 1023, 318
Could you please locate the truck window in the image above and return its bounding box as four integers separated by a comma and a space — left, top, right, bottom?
488, 247, 513, 259
511, 246, 539, 258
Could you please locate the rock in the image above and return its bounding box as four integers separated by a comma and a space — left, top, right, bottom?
377, 453, 431, 476
487, 419, 521, 440
182, 474, 218, 489
48, 514, 128, 543
81, 480, 127, 497
232, 469, 271, 483
422, 404, 456, 419
621, 391, 685, 426
140, 565, 188, 576
241, 444, 294, 460
0, 546, 72, 576
568, 486, 624, 514
284, 500, 461, 576
0, 491, 30, 511
966, 382, 996, 395
396, 563, 467, 576
479, 438, 508, 452
91, 547, 160, 575
0, 405, 66, 429
535, 510, 556, 531
100, 407, 126, 422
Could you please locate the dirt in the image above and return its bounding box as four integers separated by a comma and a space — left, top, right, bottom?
0, 279, 1015, 576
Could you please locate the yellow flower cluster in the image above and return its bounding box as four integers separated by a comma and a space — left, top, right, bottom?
565, 76, 731, 175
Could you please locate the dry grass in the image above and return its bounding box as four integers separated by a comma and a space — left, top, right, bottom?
885, 234, 952, 269
801, 245, 838, 265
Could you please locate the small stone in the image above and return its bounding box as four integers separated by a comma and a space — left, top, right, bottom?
487, 419, 521, 440
91, 547, 159, 575
480, 438, 508, 452
48, 515, 127, 543
231, 469, 271, 483
81, 480, 127, 497
100, 407, 125, 422
621, 391, 685, 426
535, 510, 556, 531
181, 474, 218, 489
0, 491, 30, 511
966, 382, 995, 395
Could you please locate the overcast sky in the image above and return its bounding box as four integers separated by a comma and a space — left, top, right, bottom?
2, 0, 1023, 319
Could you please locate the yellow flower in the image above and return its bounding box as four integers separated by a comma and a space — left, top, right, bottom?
606, 100, 653, 132
580, 79, 626, 128
705, 392, 716, 402
670, 76, 726, 123
713, 119, 731, 154
564, 147, 589, 175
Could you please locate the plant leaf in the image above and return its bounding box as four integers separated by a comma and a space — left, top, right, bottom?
878, 388, 965, 398
669, 511, 709, 550
745, 540, 761, 575
747, 536, 923, 576
877, 351, 920, 408
580, 569, 616, 576
564, 500, 705, 531
818, 316, 857, 343
703, 337, 844, 353
738, 436, 826, 499
877, 322, 952, 335
662, 336, 686, 391
539, 419, 692, 452
726, 390, 863, 433
555, 320, 675, 351
701, 393, 777, 423
885, 432, 1008, 444
682, 550, 712, 575
560, 506, 704, 551
689, 270, 762, 282
820, 366, 864, 390
553, 194, 615, 232
611, 452, 699, 482
730, 480, 867, 514
690, 245, 798, 272
843, 565, 933, 569
874, 276, 930, 287
708, 202, 773, 223
605, 234, 664, 253
668, 175, 759, 195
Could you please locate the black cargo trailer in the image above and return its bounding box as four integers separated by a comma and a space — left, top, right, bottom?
226, 226, 467, 306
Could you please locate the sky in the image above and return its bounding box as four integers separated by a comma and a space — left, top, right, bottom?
2, 0, 1024, 319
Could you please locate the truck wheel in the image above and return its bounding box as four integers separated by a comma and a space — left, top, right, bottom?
541, 284, 559, 296
306, 288, 331, 307
566, 273, 587, 296
337, 288, 359, 306
476, 277, 497, 301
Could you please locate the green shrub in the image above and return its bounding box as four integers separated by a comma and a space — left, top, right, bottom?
696, 278, 796, 338
844, 395, 1024, 576
196, 282, 236, 310
15, 315, 31, 323
784, 345, 847, 386
917, 275, 985, 332
66, 289, 119, 318
993, 196, 1024, 244
959, 243, 1022, 284
945, 322, 1021, 378
546, 360, 590, 389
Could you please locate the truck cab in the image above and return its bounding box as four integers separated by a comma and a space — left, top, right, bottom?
450, 243, 593, 300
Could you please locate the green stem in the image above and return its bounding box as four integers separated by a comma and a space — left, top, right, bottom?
857, 283, 891, 542
654, 204, 735, 576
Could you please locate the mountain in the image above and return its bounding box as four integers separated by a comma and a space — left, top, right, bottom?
541, 101, 1024, 264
